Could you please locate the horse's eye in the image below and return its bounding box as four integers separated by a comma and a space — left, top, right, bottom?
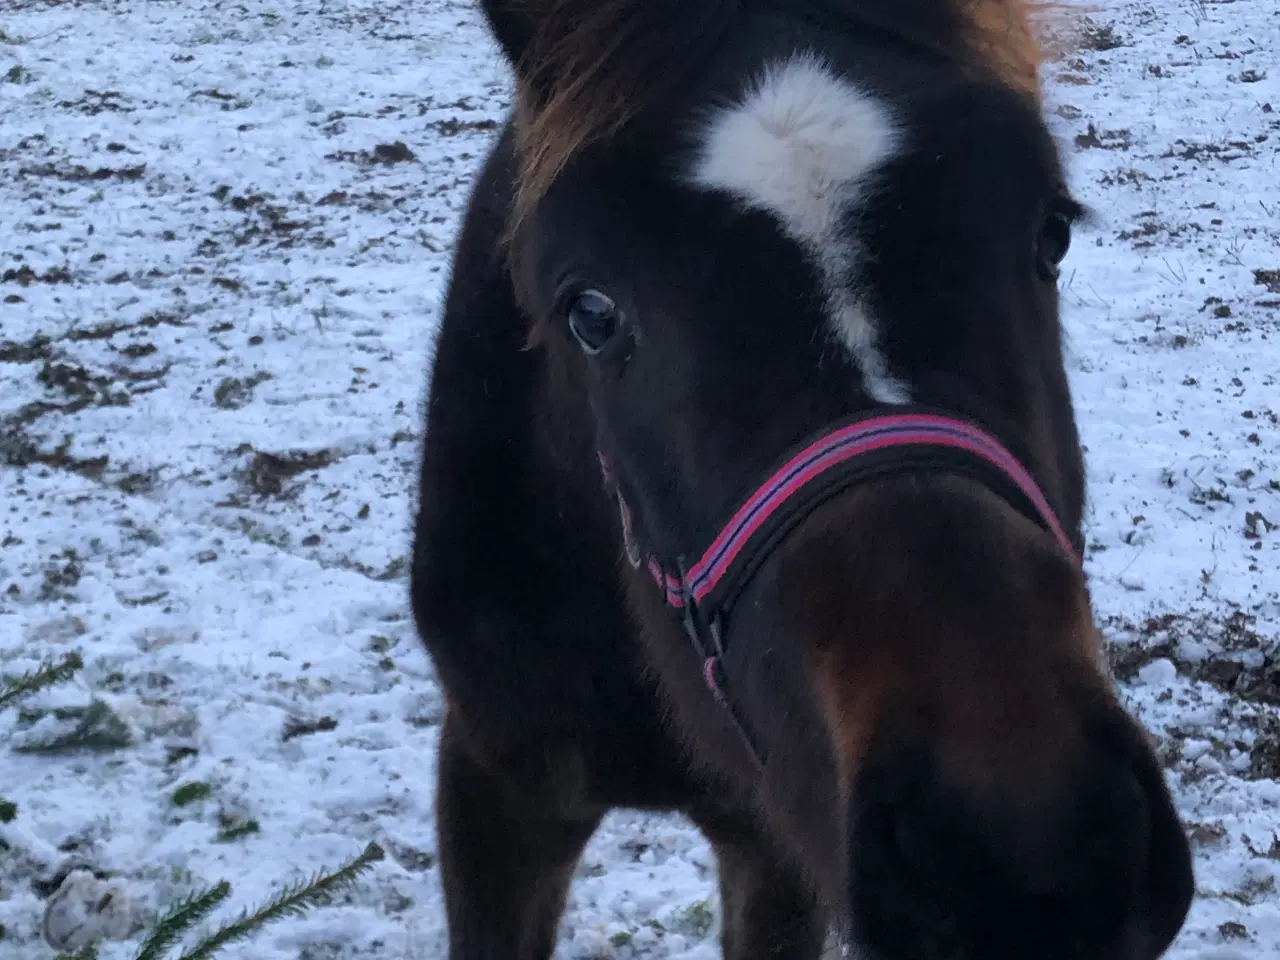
565, 289, 619, 355
1036, 208, 1074, 281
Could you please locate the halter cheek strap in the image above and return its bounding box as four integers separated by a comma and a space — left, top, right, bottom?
598, 408, 1081, 770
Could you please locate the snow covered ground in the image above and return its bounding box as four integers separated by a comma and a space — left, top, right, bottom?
1, 0, 1277, 956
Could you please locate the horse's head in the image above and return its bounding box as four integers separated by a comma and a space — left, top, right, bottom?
482, 1, 1194, 956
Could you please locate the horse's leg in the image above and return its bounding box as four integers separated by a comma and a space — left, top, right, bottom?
436, 716, 602, 960
691, 806, 828, 960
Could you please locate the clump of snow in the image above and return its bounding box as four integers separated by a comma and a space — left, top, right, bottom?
0, 0, 1278, 957
42, 869, 138, 953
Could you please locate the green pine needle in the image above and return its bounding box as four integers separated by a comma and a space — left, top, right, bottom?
0, 651, 84, 710
53, 945, 99, 960
11, 698, 133, 755
172, 842, 385, 960
133, 881, 232, 960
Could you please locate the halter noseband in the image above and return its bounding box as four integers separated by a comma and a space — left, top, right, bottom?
597, 407, 1080, 770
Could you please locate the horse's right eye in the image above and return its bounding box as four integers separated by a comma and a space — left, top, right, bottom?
565, 289, 619, 355
1035, 197, 1082, 282
1036, 212, 1072, 280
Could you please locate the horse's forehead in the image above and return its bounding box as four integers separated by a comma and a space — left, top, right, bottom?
685, 53, 909, 404
687, 53, 900, 249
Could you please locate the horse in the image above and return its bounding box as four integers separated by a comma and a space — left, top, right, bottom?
409, 1, 1195, 958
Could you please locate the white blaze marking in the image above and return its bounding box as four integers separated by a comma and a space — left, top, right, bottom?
689, 53, 909, 403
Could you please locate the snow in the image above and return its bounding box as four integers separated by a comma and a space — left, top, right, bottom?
0, 0, 1278, 957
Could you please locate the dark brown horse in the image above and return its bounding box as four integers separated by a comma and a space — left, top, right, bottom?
410, 2, 1195, 958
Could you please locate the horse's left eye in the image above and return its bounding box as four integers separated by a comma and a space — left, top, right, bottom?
565, 289, 619, 355
1036, 208, 1074, 281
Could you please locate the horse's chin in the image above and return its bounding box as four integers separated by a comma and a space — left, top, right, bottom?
829, 931, 875, 960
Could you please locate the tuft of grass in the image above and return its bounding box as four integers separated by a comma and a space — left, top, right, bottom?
281, 715, 337, 742
1078, 22, 1125, 51
216, 817, 260, 843
241, 447, 335, 497
1074, 123, 1133, 151
680, 900, 715, 939
12, 699, 133, 754
1254, 269, 1280, 294
171, 782, 212, 807
212, 372, 271, 410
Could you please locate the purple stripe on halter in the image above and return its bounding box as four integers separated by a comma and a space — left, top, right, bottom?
683, 414, 1076, 606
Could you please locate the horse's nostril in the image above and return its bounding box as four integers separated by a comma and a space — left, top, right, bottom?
853, 780, 957, 906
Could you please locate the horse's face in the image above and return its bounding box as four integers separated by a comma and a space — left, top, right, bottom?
516, 52, 1084, 542
489, 2, 1193, 957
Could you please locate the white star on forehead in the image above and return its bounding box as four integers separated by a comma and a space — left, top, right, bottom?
688, 52, 909, 404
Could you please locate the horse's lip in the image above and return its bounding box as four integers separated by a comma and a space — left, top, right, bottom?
829, 931, 877, 960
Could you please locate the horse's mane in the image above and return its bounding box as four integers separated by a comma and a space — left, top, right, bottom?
510, 0, 1060, 223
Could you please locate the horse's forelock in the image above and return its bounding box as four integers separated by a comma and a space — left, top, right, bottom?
508, 0, 743, 225
506, 0, 1060, 226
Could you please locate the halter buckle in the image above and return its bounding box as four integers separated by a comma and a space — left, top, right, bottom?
677, 558, 727, 663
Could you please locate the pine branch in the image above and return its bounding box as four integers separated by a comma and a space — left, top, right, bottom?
172, 842, 385, 960
133, 881, 232, 960
0, 651, 83, 710
1, 651, 85, 826
11, 698, 133, 755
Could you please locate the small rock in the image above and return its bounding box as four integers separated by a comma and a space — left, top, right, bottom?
42, 869, 137, 951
